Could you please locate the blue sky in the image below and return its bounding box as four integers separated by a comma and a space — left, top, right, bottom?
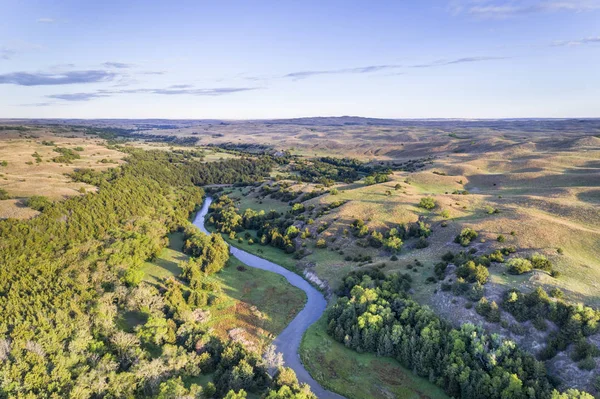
1, 0, 599, 119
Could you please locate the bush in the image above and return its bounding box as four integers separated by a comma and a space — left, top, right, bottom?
571, 339, 600, 362
497, 234, 506, 242
415, 237, 429, 249
316, 238, 327, 248
455, 228, 478, 246
0, 188, 10, 200
578, 357, 596, 371
507, 258, 532, 275
530, 253, 553, 272
419, 197, 436, 210
384, 236, 403, 253
456, 261, 489, 284
25, 195, 51, 211
549, 287, 563, 298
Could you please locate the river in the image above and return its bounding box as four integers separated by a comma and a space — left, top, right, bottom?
192, 197, 345, 399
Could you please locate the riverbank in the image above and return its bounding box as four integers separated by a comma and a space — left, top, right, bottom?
193, 197, 346, 399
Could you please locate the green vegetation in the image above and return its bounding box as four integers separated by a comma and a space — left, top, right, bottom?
327, 269, 592, 399
502, 287, 600, 361
455, 227, 478, 246
0, 148, 317, 398
419, 196, 436, 210
300, 315, 448, 399
52, 146, 81, 163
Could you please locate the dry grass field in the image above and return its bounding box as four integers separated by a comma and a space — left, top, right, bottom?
0, 126, 125, 218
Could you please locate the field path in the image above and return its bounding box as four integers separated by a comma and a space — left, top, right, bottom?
193, 197, 346, 399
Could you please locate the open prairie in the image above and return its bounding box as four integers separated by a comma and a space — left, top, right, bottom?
2, 117, 600, 396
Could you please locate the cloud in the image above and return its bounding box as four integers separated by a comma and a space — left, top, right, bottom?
139, 70, 166, 75
277, 57, 505, 80
37, 18, 55, 23
552, 36, 600, 46
19, 102, 54, 107
0, 70, 117, 86
0, 42, 42, 60
411, 56, 507, 68
47, 92, 111, 101
450, 0, 600, 18
45, 86, 259, 102
283, 64, 404, 80
122, 87, 258, 96
102, 62, 134, 69
0, 47, 16, 60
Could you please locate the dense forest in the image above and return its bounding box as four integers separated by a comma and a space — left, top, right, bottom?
0, 148, 315, 398
327, 269, 593, 399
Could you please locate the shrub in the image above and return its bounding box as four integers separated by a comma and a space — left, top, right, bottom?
419, 197, 436, 210
441, 251, 454, 262
497, 234, 506, 242
25, 195, 51, 211
384, 236, 403, 253
489, 250, 504, 263
571, 339, 600, 362
434, 262, 448, 278
316, 239, 327, 248
0, 188, 10, 200
467, 283, 485, 301
530, 253, 553, 272
533, 317, 547, 331
415, 237, 429, 249
455, 228, 478, 246
578, 357, 596, 371
507, 258, 532, 275
549, 287, 563, 298
456, 261, 489, 284
440, 209, 450, 218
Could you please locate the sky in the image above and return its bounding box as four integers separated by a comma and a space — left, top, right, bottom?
0, 0, 599, 119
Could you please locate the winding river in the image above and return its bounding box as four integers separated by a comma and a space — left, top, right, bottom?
193, 197, 345, 399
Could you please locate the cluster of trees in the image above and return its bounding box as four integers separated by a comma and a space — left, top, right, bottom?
327, 270, 594, 399
182, 228, 230, 275
208, 196, 298, 254
363, 173, 390, 185
52, 146, 81, 163
438, 248, 513, 300
291, 158, 364, 184
350, 218, 431, 253
0, 146, 313, 398
502, 287, 600, 362
507, 254, 558, 276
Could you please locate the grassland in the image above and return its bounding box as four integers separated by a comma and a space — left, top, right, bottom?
3, 118, 600, 394
300, 315, 449, 399
0, 127, 125, 218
